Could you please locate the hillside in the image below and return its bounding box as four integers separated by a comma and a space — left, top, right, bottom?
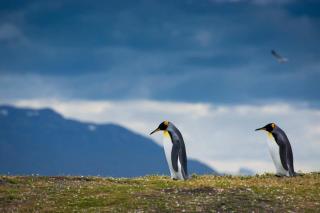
0, 105, 215, 177
0, 173, 320, 212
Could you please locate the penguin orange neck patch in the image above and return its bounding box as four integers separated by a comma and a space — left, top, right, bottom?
267, 132, 276, 143
163, 130, 170, 138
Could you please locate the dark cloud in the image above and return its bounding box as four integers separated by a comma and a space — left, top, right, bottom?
0, 0, 319, 104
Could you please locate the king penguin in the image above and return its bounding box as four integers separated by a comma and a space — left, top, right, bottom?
150, 121, 188, 180
255, 123, 296, 177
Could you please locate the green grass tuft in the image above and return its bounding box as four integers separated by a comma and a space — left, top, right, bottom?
1, 173, 320, 212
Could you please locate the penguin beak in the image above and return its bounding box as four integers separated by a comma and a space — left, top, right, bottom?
150, 128, 160, 135
255, 127, 266, 131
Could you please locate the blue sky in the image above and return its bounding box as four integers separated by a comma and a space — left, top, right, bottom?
1, 0, 320, 174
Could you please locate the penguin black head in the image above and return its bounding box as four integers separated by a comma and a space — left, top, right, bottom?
255, 123, 276, 133
150, 121, 169, 135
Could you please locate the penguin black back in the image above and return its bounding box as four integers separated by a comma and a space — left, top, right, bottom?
272, 126, 295, 175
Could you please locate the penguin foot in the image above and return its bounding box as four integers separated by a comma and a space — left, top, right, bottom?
293, 172, 304, 177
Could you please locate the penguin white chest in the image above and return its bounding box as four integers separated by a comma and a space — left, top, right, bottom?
266, 133, 288, 176
162, 131, 183, 180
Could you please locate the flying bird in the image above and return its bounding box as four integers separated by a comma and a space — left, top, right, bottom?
150, 121, 188, 180
271, 49, 288, 63
255, 123, 296, 177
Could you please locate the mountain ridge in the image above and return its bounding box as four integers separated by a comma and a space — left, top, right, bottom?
0, 105, 216, 177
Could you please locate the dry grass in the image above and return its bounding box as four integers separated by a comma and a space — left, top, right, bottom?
1, 173, 320, 212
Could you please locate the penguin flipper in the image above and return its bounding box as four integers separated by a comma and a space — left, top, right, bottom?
286, 146, 295, 176
279, 146, 289, 171
179, 146, 188, 179
171, 143, 180, 172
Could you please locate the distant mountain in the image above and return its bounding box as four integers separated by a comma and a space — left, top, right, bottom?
0, 105, 216, 177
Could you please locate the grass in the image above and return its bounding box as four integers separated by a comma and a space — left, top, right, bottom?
1, 173, 320, 212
